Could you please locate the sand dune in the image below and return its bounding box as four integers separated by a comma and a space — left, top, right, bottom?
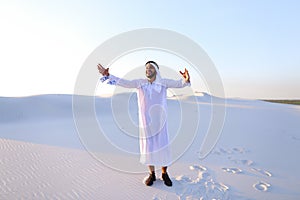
1, 94, 300, 199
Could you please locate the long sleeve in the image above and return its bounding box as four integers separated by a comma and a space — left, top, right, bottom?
106, 74, 144, 88
162, 78, 191, 88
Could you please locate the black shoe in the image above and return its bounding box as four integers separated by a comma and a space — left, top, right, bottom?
145, 172, 156, 186
162, 172, 172, 187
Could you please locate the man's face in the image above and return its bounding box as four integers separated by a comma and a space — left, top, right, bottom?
145, 63, 157, 79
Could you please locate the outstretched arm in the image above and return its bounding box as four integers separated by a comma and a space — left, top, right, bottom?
97, 63, 142, 88
164, 68, 191, 88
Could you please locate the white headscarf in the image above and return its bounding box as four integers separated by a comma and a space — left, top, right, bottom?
147, 62, 162, 95
149, 62, 161, 83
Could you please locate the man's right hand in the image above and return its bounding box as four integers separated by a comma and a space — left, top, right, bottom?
97, 63, 109, 76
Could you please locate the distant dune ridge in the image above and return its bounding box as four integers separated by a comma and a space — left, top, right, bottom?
0, 94, 300, 199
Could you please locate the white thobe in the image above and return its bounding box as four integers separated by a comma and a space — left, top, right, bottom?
107, 75, 191, 166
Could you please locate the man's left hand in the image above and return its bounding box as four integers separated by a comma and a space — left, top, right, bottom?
179, 68, 190, 83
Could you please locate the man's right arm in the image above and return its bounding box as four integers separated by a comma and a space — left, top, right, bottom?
106, 74, 142, 88
98, 63, 142, 88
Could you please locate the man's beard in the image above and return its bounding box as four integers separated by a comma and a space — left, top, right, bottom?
146, 71, 156, 79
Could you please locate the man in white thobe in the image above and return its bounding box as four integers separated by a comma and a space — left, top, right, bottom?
98, 61, 191, 186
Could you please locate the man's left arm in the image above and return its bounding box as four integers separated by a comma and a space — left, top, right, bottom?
164, 68, 191, 88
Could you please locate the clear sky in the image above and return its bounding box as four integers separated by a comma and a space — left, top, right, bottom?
0, 0, 299, 99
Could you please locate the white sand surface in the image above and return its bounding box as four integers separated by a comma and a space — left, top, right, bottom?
0, 94, 299, 199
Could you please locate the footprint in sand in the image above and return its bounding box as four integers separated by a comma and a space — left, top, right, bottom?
174, 166, 231, 199
189, 165, 211, 180
213, 148, 233, 155
189, 165, 207, 171
222, 167, 243, 174
230, 158, 254, 166
175, 175, 191, 182
251, 168, 272, 177
232, 147, 248, 154
214, 147, 249, 155
253, 181, 271, 192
